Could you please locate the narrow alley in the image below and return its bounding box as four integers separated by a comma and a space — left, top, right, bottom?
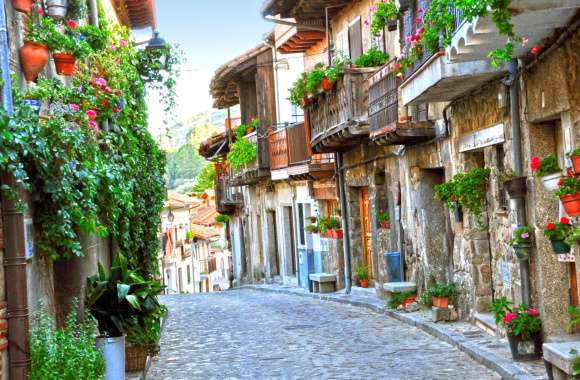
148, 290, 500, 380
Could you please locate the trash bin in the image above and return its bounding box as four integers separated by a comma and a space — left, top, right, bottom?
384, 252, 402, 282
298, 248, 314, 291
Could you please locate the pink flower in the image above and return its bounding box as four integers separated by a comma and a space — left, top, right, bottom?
66, 19, 77, 29
531, 44, 541, 56
527, 308, 539, 317
94, 77, 107, 88
364, 19, 369, 26
104, 86, 112, 94
415, 17, 422, 25
36, 8, 44, 15
502, 312, 516, 325
119, 39, 128, 47
88, 120, 98, 131
69, 103, 80, 112
369, 5, 377, 12
110, 45, 117, 51
85, 109, 97, 120
521, 232, 530, 239
417, 27, 425, 35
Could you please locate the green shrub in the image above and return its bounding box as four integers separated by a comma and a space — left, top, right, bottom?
30, 301, 105, 380
387, 291, 415, 309
354, 47, 389, 68
305, 64, 327, 94
354, 265, 369, 281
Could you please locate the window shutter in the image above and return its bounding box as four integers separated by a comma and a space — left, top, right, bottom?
335, 28, 349, 59
348, 17, 363, 61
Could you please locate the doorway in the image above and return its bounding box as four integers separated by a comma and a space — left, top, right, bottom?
283, 206, 297, 276
178, 267, 183, 293
359, 187, 373, 278
266, 210, 280, 277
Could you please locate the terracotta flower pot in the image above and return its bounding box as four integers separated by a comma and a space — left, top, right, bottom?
359, 279, 369, 288
320, 77, 333, 91
378, 221, 390, 229
432, 296, 449, 309
19, 41, 49, 81
332, 229, 343, 239
503, 176, 527, 199
12, 0, 33, 12
561, 193, 580, 217
245, 127, 253, 135
541, 172, 563, 191
53, 53, 76, 76
571, 155, 580, 174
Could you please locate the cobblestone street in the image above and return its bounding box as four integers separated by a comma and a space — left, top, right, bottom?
148, 290, 501, 379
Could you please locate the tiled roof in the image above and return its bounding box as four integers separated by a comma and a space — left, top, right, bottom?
192, 206, 218, 227
191, 224, 220, 240
112, 0, 156, 29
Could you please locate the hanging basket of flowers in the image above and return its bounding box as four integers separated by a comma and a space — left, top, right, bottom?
530, 155, 562, 191
555, 176, 580, 217
375, 208, 390, 229
544, 217, 573, 254
12, 0, 33, 13
50, 19, 92, 76
509, 226, 533, 260
566, 148, 580, 174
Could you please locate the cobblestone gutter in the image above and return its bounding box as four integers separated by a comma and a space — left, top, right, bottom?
240, 285, 547, 380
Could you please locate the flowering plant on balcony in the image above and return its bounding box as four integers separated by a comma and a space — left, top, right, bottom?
227, 122, 257, 172
374, 208, 390, 222
554, 176, 580, 197
530, 155, 561, 177
544, 217, 573, 241
354, 47, 389, 68
370, 0, 398, 37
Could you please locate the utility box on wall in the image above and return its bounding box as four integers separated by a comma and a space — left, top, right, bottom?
298, 248, 314, 291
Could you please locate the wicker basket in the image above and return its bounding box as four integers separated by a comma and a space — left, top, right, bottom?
125, 345, 148, 372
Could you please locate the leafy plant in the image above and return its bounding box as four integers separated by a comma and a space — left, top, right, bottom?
325, 217, 341, 230
305, 224, 320, 234
185, 230, 195, 241
289, 72, 308, 106
387, 291, 415, 309
491, 298, 542, 339
567, 305, 580, 333
325, 55, 350, 83
370, 0, 398, 36
85, 253, 167, 347
530, 155, 562, 177
355, 265, 369, 281
498, 169, 516, 184
24, 11, 58, 46
567, 148, 580, 158
510, 226, 533, 247
544, 217, 573, 241
215, 214, 230, 224
227, 136, 257, 172
566, 227, 580, 246
305, 64, 327, 95
426, 283, 458, 299
30, 301, 105, 380
49, 20, 93, 59
555, 176, 580, 197
354, 47, 389, 68
490, 297, 512, 324
374, 208, 389, 222
434, 181, 458, 210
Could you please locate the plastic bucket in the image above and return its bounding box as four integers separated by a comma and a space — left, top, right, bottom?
96, 335, 125, 380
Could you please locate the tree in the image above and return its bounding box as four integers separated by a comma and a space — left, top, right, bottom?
192, 163, 215, 193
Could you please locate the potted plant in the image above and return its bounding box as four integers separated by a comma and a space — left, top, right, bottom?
325, 217, 343, 239
46, 0, 68, 18
490, 297, 542, 361
375, 208, 390, 229
427, 283, 458, 309
50, 19, 92, 76
500, 169, 527, 199
355, 265, 370, 288
305, 223, 320, 234
185, 230, 194, 243
530, 155, 562, 191
86, 254, 165, 378
510, 226, 533, 260
370, 0, 398, 37
387, 291, 416, 309
555, 176, 580, 217
215, 214, 230, 224
544, 217, 573, 254
12, 0, 33, 13
20, 11, 55, 81
306, 64, 326, 96
354, 47, 389, 68
567, 148, 580, 174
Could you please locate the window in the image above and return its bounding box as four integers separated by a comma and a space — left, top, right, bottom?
335, 28, 350, 58
348, 17, 363, 61
496, 146, 509, 210
298, 204, 305, 245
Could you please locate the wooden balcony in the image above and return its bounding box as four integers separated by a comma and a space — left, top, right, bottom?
229, 132, 270, 186
368, 64, 435, 145
309, 68, 376, 153
215, 174, 242, 215
269, 123, 335, 180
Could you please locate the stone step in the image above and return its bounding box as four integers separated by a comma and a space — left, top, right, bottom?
382, 281, 417, 293
473, 312, 498, 337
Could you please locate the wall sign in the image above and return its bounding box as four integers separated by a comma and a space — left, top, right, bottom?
24, 218, 34, 260
459, 124, 505, 152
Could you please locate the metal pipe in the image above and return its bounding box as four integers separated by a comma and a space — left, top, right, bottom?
324, 4, 350, 66
87, 0, 98, 26
336, 152, 352, 294
509, 58, 531, 305
0, 2, 30, 377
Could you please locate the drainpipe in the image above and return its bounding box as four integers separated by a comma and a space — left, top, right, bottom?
325, 4, 350, 66
87, 0, 98, 26
336, 152, 352, 294
0, 0, 30, 377
508, 58, 531, 306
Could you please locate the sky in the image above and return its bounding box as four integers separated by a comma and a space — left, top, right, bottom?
142, 0, 272, 135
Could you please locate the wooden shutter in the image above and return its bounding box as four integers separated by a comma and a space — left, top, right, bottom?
335, 28, 349, 59
348, 17, 363, 61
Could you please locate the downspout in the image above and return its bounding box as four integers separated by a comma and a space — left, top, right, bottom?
88, 0, 98, 26
0, 0, 30, 377
336, 152, 352, 294
508, 58, 531, 305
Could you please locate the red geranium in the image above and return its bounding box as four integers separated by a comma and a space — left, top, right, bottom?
530, 156, 541, 171
531, 44, 541, 56
561, 217, 570, 224
66, 19, 77, 29
546, 223, 555, 231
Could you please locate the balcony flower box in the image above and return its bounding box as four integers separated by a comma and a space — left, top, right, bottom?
326, 229, 343, 239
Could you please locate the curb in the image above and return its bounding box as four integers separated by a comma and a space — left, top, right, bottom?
238, 285, 537, 380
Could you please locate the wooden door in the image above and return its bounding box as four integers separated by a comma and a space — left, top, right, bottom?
359, 188, 373, 278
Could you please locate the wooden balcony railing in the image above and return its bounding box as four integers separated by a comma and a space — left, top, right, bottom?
269, 128, 288, 170
309, 68, 374, 153
269, 122, 310, 170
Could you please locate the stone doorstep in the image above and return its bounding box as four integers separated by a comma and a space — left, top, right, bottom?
474, 312, 499, 337
309, 273, 337, 282
543, 342, 580, 375
383, 281, 417, 293
241, 285, 540, 380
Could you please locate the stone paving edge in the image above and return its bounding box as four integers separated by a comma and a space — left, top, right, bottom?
238, 285, 538, 380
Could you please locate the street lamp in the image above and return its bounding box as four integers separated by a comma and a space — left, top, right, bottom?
135, 30, 167, 50
167, 209, 175, 223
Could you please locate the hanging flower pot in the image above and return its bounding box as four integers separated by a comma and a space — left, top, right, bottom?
327, 229, 343, 239
46, 0, 68, 19
571, 155, 580, 174
52, 53, 76, 76
503, 176, 527, 199
549, 239, 571, 255
12, 0, 33, 12
19, 41, 49, 81
541, 172, 563, 191
387, 19, 398, 31
378, 221, 390, 229
512, 243, 532, 260
560, 193, 580, 217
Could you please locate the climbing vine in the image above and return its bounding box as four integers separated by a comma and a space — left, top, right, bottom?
0, 1, 180, 277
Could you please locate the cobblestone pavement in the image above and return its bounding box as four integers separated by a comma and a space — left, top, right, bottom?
147, 290, 501, 380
